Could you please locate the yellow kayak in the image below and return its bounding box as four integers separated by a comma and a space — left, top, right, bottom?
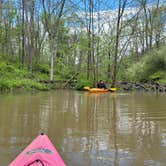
83, 86, 117, 92
88, 88, 109, 93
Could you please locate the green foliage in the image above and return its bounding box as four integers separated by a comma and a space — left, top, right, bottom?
78, 33, 89, 50
75, 79, 93, 90
126, 61, 146, 81
0, 0, 166, 87
0, 79, 49, 91
126, 47, 166, 82
55, 58, 74, 80
0, 62, 15, 72
33, 73, 49, 81
149, 71, 166, 81
0, 79, 13, 89
0, 62, 28, 78
0, 62, 49, 91
33, 64, 49, 74
157, 79, 166, 84
19, 80, 49, 90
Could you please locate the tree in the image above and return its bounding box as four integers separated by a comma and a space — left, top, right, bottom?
42, 0, 66, 81
111, 0, 127, 87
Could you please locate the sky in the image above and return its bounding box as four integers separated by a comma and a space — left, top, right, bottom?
70, 0, 166, 13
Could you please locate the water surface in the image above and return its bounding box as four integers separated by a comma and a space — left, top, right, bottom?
0, 90, 166, 166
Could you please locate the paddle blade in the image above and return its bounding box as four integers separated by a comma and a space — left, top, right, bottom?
109, 88, 117, 92
83, 86, 90, 90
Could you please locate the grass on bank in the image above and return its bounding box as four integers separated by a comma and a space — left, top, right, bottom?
0, 62, 50, 91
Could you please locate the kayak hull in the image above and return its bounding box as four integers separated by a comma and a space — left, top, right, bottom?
9, 134, 65, 166
88, 88, 108, 93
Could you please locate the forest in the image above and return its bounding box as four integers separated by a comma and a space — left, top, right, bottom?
0, 0, 166, 91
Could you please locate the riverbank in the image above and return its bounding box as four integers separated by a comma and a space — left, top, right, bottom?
1, 62, 166, 93
115, 81, 166, 92
0, 62, 59, 92
77, 81, 166, 93
1, 80, 166, 93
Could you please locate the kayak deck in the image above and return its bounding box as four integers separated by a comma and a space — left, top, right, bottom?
9, 133, 65, 166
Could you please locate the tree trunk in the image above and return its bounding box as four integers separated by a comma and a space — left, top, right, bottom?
0, 0, 2, 24
112, 0, 126, 88
107, 51, 111, 80
22, 0, 25, 67
29, 0, 35, 73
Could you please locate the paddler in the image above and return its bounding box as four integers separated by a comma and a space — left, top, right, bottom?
97, 80, 107, 89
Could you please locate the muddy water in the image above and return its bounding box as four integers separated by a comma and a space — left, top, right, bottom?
0, 90, 166, 166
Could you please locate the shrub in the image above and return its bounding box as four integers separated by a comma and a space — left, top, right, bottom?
75, 79, 93, 90
33, 64, 49, 74
126, 48, 166, 82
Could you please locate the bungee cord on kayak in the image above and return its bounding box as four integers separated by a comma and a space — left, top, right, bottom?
28, 159, 45, 166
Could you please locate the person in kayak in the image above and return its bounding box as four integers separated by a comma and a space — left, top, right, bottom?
97, 80, 107, 89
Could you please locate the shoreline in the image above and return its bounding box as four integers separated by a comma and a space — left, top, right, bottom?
114, 81, 166, 92
1, 80, 166, 93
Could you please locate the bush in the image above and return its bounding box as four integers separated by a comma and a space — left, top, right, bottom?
33, 64, 49, 74
20, 80, 49, 90
75, 79, 93, 90
0, 62, 29, 78
0, 79, 13, 89
126, 62, 145, 81
0, 79, 49, 91
0, 62, 51, 91
149, 71, 166, 81
126, 48, 166, 82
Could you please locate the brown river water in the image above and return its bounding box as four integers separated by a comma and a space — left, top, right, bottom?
0, 90, 166, 166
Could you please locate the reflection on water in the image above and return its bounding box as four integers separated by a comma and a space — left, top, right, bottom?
0, 90, 166, 165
